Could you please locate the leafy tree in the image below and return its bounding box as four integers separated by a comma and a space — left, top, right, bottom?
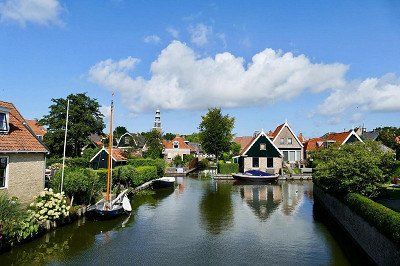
40, 93, 105, 157
198, 108, 235, 162
312, 141, 396, 197
172, 155, 183, 167
230, 142, 241, 156
114, 126, 128, 140
185, 132, 201, 143
376, 127, 400, 159
163, 132, 176, 141
144, 129, 163, 159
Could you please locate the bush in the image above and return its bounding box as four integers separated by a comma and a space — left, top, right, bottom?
51, 168, 101, 205
46, 157, 62, 167
131, 166, 158, 186
312, 141, 396, 196
127, 158, 165, 177
218, 161, 239, 174
29, 188, 70, 223
198, 159, 210, 170
345, 193, 400, 246
183, 154, 195, 167
172, 156, 183, 167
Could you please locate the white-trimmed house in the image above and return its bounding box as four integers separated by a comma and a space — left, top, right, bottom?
234, 130, 283, 174
90, 147, 128, 169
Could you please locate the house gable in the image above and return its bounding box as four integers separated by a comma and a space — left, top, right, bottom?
272, 122, 303, 149
243, 134, 281, 158
117, 133, 137, 148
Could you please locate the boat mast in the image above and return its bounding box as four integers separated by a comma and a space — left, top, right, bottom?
106, 97, 114, 203
60, 99, 70, 193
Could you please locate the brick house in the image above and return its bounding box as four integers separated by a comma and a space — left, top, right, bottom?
162, 136, 192, 162
0, 101, 49, 204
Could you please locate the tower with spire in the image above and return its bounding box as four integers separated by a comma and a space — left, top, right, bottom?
153, 108, 162, 133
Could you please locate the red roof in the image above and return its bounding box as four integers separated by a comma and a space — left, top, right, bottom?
269, 123, 284, 139
298, 133, 306, 143
0, 101, 48, 153
233, 136, 254, 153
162, 136, 191, 149
304, 137, 324, 151
325, 131, 351, 145
111, 148, 128, 161
26, 119, 47, 136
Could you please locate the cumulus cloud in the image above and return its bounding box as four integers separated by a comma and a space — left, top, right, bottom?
88, 41, 348, 113
166, 27, 179, 38
0, 0, 63, 26
143, 34, 161, 44
188, 23, 212, 46
318, 73, 400, 115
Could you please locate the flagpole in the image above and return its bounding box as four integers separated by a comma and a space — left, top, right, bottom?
61, 99, 70, 193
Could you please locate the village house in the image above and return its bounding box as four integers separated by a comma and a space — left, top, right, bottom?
304, 129, 363, 158
0, 101, 49, 204
116, 132, 146, 156
90, 147, 128, 169
234, 130, 283, 174
162, 136, 193, 162
26, 119, 47, 141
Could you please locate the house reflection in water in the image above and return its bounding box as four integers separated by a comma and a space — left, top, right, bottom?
239, 181, 312, 220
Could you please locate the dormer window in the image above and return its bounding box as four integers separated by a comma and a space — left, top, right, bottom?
173, 141, 179, 149
260, 143, 266, 150
287, 138, 292, 145
0, 112, 9, 133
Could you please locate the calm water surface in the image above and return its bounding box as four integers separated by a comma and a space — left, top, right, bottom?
1, 176, 350, 265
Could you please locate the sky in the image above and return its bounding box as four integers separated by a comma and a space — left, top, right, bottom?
1, 0, 400, 138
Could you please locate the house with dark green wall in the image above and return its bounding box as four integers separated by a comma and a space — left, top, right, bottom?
90, 147, 127, 170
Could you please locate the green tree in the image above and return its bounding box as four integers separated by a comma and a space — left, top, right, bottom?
185, 132, 200, 143
114, 126, 128, 140
144, 129, 163, 159
376, 127, 400, 159
163, 132, 176, 141
40, 93, 105, 157
230, 142, 241, 156
198, 108, 235, 162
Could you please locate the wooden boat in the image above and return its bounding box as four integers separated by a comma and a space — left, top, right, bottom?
153, 177, 176, 189
233, 170, 279, 182
86, 96, 131, 220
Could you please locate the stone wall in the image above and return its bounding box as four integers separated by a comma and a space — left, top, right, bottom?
314, 186, 400, 265
0, 153, 45, 204
243, 157, 282, 174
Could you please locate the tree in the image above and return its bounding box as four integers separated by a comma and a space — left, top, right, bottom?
163, 132, 176, 141
144, 129, 163, 159
230, 142, 241, 156
185, 132, 200, 143
40, 93, 105, 157
198, 108, 235, 162
114, 126, 128, 140
376, 127, 400, 159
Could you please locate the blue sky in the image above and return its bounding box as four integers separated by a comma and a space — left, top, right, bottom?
1, 0, 399, 137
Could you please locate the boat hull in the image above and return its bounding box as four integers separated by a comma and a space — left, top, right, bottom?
86, 205, 128, 220
232, 173, 279, 182
152, 180, 175, 189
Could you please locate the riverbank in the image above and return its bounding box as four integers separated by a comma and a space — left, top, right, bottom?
314, 186, 400, 265
212, 174, 312, 180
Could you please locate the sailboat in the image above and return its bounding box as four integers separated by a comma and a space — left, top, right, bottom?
87, 97, 132, 219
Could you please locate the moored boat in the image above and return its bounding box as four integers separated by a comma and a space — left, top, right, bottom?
153, 177, 176, 189
233, 170, 278, 182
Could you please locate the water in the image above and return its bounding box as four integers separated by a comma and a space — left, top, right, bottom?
1, 176, 350, 265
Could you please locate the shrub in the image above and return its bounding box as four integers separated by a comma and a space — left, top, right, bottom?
183, 154, 195, 166
198, 159, 210, 170
113, 165, 135, 187
46, 157, 62, 167
312, 141, 396, 197
345, 193, 400, 246
29, 188, 70, 223
51, 168, 101, 205
172, 156, 183, 167
218, 161, 239, 174
127, 158, 165, 177
131, 166, 158, 186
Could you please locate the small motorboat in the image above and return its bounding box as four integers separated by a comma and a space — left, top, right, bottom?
233, 170, 279, 182
86, 189, 132, 220
153, 177, 176, 189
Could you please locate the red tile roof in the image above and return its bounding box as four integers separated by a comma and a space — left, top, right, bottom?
26, 119, 47, 136
325, 131, 351, 145
0, 101, 48, 153
298, 133, 306, 143
269, 123, 284, 139
304, 137, 324, 151
111, 148, 128, 161
162, 136, 191, 149
233, 136, 254, 153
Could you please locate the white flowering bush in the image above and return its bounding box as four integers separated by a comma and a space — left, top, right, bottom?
29, 188, 70, 224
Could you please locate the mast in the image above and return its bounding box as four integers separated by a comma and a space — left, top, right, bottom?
60, 99, 70, 193
105, 97, 114, 203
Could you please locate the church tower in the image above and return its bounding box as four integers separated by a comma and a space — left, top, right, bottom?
153, 108, 162, 133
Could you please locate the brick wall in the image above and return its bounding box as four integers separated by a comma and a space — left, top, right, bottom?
243, 156, 282, 174
0, 153, 45, 204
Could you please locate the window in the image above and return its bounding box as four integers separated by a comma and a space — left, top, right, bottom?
124, 137, 130, 145
280, 138, 285, 144
252, 157, 259, 168
296, 151, 301, 161
0, 157, 8, 188
267, 157, 273, 168
0, 113, 8, 132
289, 151, 295, 162
37, 135, 43, 141
173, 141, 179, 149
287, 138, 292, 145
283, 151, 289, 162
260, 143, 266, 150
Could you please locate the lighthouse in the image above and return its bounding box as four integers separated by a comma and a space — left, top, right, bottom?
153, 108, 162, 133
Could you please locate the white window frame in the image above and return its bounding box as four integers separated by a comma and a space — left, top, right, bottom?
287, 138, 292, 145
252, 157, 259, 168
266, 157, 274, 168
260, 143, 266, 150
173, 141, 179, 149
0, 112, 9, 133
0, 156, 9, 189
280, 138, 285, 144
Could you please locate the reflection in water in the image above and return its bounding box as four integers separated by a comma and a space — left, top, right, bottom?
199, 181, 234, 234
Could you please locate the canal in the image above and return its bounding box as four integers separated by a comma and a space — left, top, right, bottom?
1, 176, 351, 265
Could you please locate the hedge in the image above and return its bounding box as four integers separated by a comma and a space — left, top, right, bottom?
131, 166, 158, 186
127, 158, 165, 177
218, 162, 239, 174
345, 193, 400, 246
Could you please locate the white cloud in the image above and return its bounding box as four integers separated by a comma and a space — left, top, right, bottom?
216, 32, 227, 48
88, 41, 347, 113
0, 0, 63, 26
318, 73, 400, 115
188, 23, 212, 46
166, 27, 179, 38
143, 34, 161, 44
